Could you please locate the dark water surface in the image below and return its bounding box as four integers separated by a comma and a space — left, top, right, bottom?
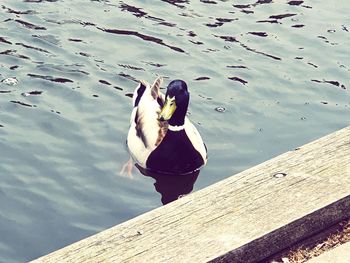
0, 0, 349, 261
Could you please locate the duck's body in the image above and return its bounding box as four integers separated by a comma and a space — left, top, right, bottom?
127, 77, 207, 175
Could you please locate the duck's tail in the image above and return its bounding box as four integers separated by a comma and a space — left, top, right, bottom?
132, 76, 163, 107
132, 81, 147, 107
150, 76, 163, 100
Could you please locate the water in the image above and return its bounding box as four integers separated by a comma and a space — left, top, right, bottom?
0, 0, 349, 261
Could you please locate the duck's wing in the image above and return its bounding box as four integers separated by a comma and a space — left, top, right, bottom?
184, 117, 208, 164
127, 77, 168, 167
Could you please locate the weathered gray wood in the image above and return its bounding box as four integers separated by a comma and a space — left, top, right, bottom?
31, 126, 350, 263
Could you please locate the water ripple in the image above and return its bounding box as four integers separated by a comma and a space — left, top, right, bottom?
15, 43, 51, 54
269, 13, 297, 20
0, 50, 30, 60
248, 32, 268, 37
0, 37, 12, 45
311, 79, 346, 89
14, 19, 46, 30
21, 91, 43, 97
98, 27, 186, 53
27, 74, 74, 83
119, 2, 147, 18
161, 0, 189, 8
288, 1, 304, 6
10, 100, 37, 107
228, 77, 248, 85
23, 0, 59, 3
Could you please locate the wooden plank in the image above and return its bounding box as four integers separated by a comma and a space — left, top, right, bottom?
31, 126, 350, 263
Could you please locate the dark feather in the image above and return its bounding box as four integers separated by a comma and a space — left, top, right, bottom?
147, 130, 204, 174
135, 110, 148, 148
157, 97, 164, 107
134, 82, 146, 107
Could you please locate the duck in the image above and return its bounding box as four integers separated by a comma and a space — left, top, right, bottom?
127, 76, 207, 175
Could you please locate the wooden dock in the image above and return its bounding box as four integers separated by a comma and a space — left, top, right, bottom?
31, 126, 350, 263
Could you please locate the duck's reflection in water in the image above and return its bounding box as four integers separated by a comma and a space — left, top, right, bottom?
135, 164, 200, 205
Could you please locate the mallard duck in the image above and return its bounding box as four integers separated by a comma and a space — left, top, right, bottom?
127, 77, 207, 175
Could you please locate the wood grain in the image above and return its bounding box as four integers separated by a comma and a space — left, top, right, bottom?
31, 126, 350, 263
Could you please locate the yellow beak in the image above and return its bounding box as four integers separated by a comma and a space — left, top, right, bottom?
159, 97, 176, 121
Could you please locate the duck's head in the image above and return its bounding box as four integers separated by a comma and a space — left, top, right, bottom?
159, 80, 189, 126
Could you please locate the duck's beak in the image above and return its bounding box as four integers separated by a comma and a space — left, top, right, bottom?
159, 97, 176, 121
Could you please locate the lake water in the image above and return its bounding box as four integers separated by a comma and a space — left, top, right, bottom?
0, 0, 349, 262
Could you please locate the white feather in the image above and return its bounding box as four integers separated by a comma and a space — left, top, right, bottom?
184, 117, 207, 164
127, 80, 163, 167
